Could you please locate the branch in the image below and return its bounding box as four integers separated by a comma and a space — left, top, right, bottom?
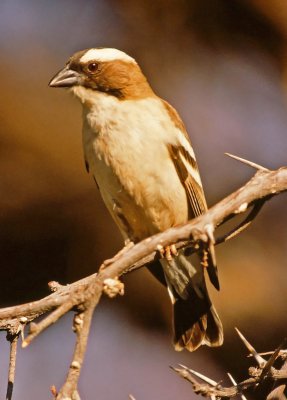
1, 167, 286, 327
0, 162, 286, 399
172, 330, 287, 399
56, 299, 99, 400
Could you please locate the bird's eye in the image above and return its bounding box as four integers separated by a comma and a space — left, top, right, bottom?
87, 62, 98, 73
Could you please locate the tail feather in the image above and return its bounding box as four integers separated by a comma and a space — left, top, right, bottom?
172, 288, 223, 351
160, 250, 224, 352
175, 321, 205, 352
204, 305, 224, 346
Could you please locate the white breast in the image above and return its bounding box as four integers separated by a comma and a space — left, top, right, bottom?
80, 90, 189, 239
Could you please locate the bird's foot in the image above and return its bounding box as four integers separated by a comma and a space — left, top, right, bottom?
158, 244, 178, 261
101, 239, 135, 270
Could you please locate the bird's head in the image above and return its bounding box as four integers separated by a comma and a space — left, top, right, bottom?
49, 48, 154, 100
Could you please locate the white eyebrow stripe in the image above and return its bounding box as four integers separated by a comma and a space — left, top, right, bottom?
80, 48, 137, 64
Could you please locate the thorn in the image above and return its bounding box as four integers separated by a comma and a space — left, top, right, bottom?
170, 365, 181, 374
227, 373, 248, 400
179, 365, 217, 387
260, 338, 287, 380
249, 350, 287, 358
248, 352, 270, 357
235, 328, 266, 367
225, 153, 269, 171
227, 372, 236, 385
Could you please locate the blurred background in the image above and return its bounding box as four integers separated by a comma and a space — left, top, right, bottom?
0, 0, 287, 398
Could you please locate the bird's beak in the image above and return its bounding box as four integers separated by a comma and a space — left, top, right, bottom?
49, 66, 81, 88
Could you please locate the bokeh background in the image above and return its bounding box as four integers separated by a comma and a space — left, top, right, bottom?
0, 1, 286, 399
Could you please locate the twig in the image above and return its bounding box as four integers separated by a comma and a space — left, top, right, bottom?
56, 297, 100, 400
6, 334, 19, 400
22, 299, 76, 348
171, 364, 240, 398
215, 200, 265, 244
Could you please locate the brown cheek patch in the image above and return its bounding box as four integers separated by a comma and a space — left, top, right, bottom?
95, 60, 155, 99
99, 61, 131, 88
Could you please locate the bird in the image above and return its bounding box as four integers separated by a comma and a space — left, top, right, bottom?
49, 47, 223, 351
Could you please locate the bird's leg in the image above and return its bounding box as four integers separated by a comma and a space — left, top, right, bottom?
101, 239, 135, 270
158, 244, 178, 261
201, 249, 209, 269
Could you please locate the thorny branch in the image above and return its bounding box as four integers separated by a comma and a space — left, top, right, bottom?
172, 329, 287, 399
0, 157, 286, 399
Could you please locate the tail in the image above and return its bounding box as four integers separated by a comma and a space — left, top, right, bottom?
173, 295, 223, 351
160, 251, 224, 352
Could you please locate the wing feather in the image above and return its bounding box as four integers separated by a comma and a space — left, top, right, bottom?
168, 144, 206, 218
163, 99, 220, 290
168, 143, 220, 290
